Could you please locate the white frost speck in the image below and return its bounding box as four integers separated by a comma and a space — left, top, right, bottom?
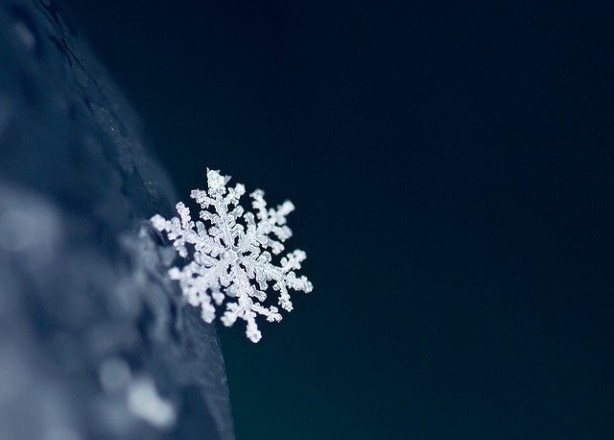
127, 377, 176, 429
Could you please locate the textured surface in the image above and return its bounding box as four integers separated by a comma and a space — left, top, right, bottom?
0, 1, 233, 438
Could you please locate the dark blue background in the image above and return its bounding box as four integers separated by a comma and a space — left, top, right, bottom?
66, 0, 613, 438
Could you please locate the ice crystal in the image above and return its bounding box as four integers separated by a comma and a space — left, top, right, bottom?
151, 169, 312, 342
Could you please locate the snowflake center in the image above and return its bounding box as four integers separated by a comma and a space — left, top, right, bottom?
223, 249, 239, 263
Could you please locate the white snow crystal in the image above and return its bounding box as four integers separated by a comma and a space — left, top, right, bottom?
151, 169, 312, 342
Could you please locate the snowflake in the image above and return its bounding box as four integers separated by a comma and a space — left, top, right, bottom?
151, 169, 312, 342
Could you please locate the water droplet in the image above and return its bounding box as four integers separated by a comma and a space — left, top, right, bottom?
13, 20, 36, 51
8, 5, 40, 55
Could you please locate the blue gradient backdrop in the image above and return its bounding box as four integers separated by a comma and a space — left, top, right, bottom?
66, 1, 614, 438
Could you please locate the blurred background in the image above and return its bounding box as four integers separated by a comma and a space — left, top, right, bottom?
64, 0, 613, 438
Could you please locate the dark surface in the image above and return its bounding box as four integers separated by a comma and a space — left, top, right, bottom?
22, 0, 614, 438
0, 1, 233, 439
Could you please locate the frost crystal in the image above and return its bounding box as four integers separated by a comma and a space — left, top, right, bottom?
151, 169, 312, 342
